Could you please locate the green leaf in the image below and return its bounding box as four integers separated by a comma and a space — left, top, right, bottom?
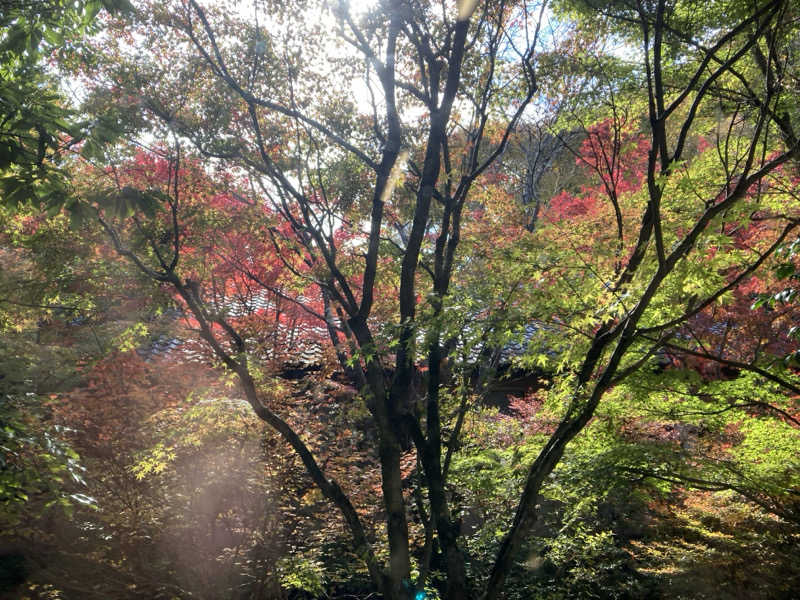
84, 0, 103, 25
42, 28, 63, 46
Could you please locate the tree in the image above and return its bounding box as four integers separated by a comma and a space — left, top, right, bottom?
71, 1, 544, 597
482, 0, 800, 592
0, 0, 133, 210
27, 0, 800, 598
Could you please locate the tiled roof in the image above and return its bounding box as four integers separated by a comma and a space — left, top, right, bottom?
136, 292, 329, 366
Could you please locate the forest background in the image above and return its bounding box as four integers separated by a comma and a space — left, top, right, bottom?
1, 0, 800, 598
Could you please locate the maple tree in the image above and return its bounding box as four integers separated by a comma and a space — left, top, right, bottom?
64, 1, 547, 597
77, 0, 800, 597
3, 0, 800, 598
0, 0, 134, 212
